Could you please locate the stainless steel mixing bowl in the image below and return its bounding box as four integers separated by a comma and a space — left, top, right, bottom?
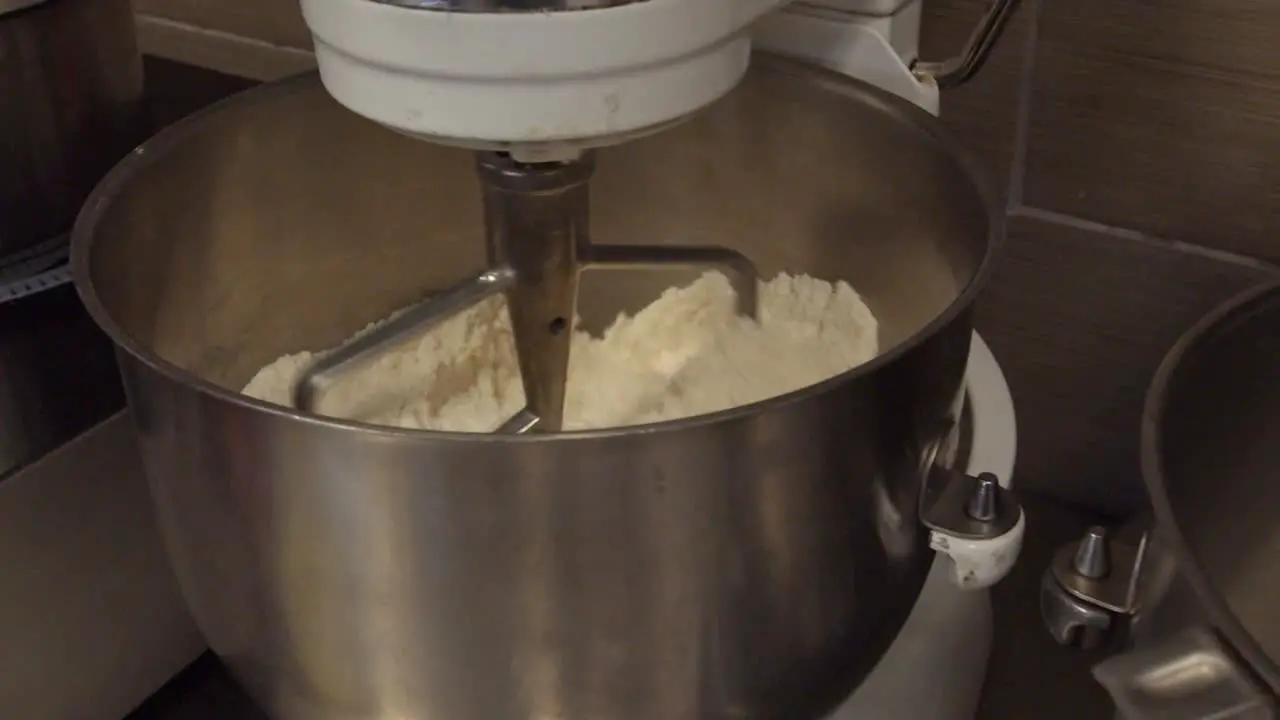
73, 54, 998, 720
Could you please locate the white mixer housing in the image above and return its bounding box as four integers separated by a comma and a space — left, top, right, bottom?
301, 0, 791, 161
756, 0, 940, 114
299, 0, 939, 160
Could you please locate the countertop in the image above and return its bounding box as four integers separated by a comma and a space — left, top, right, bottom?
120, 58, 1118, 720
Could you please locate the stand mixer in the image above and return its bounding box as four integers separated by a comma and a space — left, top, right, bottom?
67, 1, 1028, 718
296, 0, 1016, 434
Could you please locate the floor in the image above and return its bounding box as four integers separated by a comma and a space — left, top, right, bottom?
121, 58, 1120, 719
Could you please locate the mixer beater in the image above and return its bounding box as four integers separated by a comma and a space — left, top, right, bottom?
293, 151, 759, 432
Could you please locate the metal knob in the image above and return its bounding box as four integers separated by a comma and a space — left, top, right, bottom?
965, 472, 1000, 522
913, 0, 1023, 89
1040, 526, 1145, 651
920, 469, 1021, 541
1073, 526, 1111, 579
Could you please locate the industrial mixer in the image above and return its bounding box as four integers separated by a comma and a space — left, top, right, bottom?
71, 1, 1028, 719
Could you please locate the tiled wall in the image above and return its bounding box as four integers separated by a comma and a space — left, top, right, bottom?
134, 0, 1280, 515
923, 0, 1279, 514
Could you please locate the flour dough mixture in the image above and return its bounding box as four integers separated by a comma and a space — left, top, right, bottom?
243, 271, 879, 432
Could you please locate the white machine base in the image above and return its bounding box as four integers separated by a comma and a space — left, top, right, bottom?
830, 557, 993, 719
826, 333, 1015, 720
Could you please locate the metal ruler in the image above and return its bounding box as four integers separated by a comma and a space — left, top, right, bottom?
0, 236, 72, 305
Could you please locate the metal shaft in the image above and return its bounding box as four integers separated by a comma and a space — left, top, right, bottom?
478, 152, 593, 433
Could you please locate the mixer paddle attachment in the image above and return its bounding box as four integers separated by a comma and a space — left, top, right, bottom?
292, 151, 760, 433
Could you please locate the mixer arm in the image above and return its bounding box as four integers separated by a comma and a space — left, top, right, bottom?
912, 0, 1023, 89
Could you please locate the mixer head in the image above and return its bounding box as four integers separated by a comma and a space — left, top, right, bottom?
299, 0, 790, 161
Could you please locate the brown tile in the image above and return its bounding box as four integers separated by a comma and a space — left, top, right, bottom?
134, 0, 312, 49
975, 213, 1277, 514
1023, 0, 1280, 262
920, 0, 1035, 203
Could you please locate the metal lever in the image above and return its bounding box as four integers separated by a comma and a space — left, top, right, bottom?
913, 0, 1022, 89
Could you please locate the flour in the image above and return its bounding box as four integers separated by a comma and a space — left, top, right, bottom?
243, 271, 879, 432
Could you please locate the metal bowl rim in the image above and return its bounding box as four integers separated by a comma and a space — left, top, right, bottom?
1140, 279, 1280, 692
0, 0, 49, 17
72, 55, 1002, 444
